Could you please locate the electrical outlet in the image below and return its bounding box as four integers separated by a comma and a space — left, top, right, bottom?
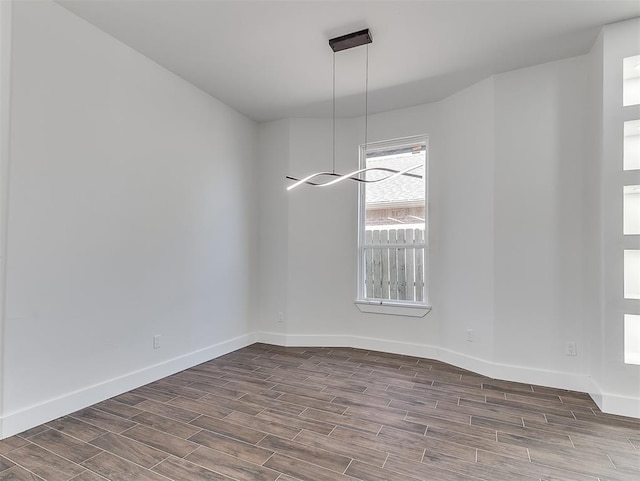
466, 329, 473, 342
153, 335, 161, 349
277, 312, 284, 323
566, 342, 577, 356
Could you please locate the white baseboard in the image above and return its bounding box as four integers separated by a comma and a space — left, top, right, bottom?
256, 331, 639, 419
587, 378, 640, 419
600, 393, 640, 419
2, 330, 637, 439
0, 333, 257, 439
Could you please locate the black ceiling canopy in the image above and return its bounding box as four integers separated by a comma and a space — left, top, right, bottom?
329, 29, 373, 52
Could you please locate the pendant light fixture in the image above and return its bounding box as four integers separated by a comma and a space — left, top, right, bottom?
286, 28, 423, 191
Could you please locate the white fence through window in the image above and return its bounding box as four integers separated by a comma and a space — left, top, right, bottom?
363, 228, 425, 302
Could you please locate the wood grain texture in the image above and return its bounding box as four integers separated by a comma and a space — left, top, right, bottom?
0, 457, 14, 472
0, 343, 638, 481
45, 417, 107, 443
28, 431, 101, 464
151, 456, 233, 481
68, 471, 109, 481
121, 424, 199, 458
3, 444, 85, 481
0, 465, 45, 481
88, 433, 168, 469
81, 452, 167, 481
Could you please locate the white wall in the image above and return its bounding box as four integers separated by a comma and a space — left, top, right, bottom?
585, 29, 605, 405
493, 56, 589, 375
0, 0, 257, 437
257, 50, 632, 411
437, 77, 495, 362
254, 119, 289, 336
286, 118, 360, 338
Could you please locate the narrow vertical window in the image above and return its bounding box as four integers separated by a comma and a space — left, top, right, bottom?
624, 250, 640, 300
624, 185, 640, 235
624, 120, 640, 171
625, 315, 640, 365
623, 55, 640, 107
623, 56, 640, 364
357, 136, 428, 307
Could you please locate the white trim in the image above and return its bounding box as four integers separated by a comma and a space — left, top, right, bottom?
600, 393, 640, 419
254, 332, 638, 418
363, 242, 426, 249
2, 331, 638, 438
366, 200, 424, 210
0, 333, 257, 439
354, 300, 431, 317
587, 377, 640, 419
256, 332, 588, 392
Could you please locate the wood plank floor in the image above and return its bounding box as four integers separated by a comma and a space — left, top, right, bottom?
1, 343, 639, 481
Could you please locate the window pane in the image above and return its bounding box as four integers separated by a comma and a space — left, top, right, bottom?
361, 139, 426, 303
624, 185, 640, 235
623, 55, 640, 107
624, 250, 640, 299
625, 314, 640, 365
624, 120, 640, 170
364, 148, 425, 227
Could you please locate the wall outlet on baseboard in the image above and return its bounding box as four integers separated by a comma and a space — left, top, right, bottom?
466, 329, 473, 342
153, 335, 161, 349
278, 312, 284, 323
566, 342, 577, 356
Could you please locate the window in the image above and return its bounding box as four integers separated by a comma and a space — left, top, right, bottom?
623, 54, 640, 107
624, 185, 640, 235
624, 120, 640, 171
625, 315, 640, 365
356, 136, 429, 315
622, 56, 640, 364
624, 250, 640, 300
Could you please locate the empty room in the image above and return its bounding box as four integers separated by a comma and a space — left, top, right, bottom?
0, 0, 639, 480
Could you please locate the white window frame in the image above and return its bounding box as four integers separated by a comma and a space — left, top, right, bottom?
355, 135, 431, 317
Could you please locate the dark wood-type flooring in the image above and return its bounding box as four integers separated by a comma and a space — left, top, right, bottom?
1, 343, 639, 480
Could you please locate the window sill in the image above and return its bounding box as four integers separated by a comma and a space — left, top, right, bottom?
354, 300, 432, 318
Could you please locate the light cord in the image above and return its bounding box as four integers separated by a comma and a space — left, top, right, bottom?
332, 51, 336, 174
364, 43, 369, 159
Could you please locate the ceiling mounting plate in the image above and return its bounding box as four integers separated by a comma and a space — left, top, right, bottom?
329, 29, 373, 52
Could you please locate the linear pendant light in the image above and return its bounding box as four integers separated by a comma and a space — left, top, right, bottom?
286, 28, 423, 191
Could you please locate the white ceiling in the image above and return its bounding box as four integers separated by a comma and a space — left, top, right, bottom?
55, 0, 640, 122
